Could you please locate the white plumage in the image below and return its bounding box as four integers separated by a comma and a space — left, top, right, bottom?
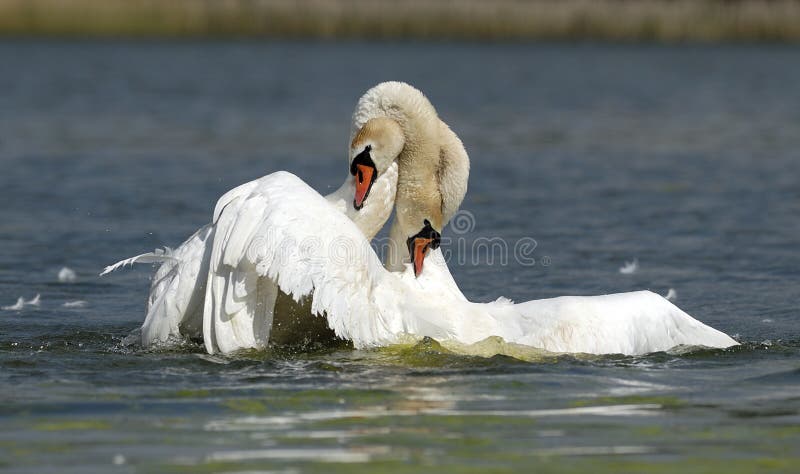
106, 171, 735, 355
104, 161, 398, 352
102, 81, 738, 356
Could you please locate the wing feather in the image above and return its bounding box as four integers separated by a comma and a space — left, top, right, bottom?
109, 169, 736, 356
203, 171, 398, 351
141, 225, 213, 346
100, 247, 176, 276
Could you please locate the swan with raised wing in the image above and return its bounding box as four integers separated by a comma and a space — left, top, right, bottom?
102, 115, 404, 353
102, 81, 459, 353
104, 81, 738, 355
194, 168, 737, 355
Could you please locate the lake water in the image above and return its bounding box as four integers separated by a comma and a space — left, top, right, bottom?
1, 41, 799, 473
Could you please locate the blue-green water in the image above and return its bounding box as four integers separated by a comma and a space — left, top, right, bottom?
1, 41, 799, 473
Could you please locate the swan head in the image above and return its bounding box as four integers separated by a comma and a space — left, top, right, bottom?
349, 117, 405, 211
406, 219, 441, 277
388, 116, 468, 277
347, 81, 469, 277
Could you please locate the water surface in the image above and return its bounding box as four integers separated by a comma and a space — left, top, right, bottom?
1, 41, 799, 473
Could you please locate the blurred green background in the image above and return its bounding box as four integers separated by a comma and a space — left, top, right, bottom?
1, 0, 799, 42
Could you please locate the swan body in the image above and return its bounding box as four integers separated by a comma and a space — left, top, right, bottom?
102, 163, 398, 352
191, 171, 737, 355
105, 168, 737, 356
405, 252, 736, 354
103, 84, 409, 352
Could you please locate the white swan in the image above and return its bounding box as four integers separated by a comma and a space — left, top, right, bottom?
184, 170, 737, 355
102, 112, 404, 353
102, 81, 464, 353
104, 81, 738, 356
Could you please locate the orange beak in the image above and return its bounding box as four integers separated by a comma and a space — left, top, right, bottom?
353, 163, 375, 210
407, 219, 442, 278
412, 237, 434, 277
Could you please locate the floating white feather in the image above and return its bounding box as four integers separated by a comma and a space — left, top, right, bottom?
2, 297, 25, 311
26, 294, 40, 307
58, 267, 77, 283
619, 259, 639, 275
63, 300, 88, 308
2, 294, 40, 310
100, 247, 176, 276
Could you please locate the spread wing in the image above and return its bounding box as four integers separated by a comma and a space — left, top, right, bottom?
102, 170, 406, 352
105, 169, 736, 356
202, 171, 401, 352
142, 225, 214, 346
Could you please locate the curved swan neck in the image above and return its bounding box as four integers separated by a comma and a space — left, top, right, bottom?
350, 82, 469, 271
351, 82, 440, 150
325, 162, 398, 241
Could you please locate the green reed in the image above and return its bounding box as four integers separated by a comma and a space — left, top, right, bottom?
1, 0, 799, 41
